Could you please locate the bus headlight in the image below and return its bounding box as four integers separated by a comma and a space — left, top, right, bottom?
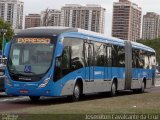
5, 76, 12, 86
38, 77, 51, 88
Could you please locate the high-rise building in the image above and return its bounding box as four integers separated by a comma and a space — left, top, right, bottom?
61, 4, 105, 33
40, 9, 61, 26
0, 0, 24, 29
112, 0, 142, 41
142, 12, 160, 40
25, 14, 41, 29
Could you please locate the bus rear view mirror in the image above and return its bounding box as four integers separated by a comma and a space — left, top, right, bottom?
54, 57, 62, 81
4, 42, 11, 58
55, 42, 63, 57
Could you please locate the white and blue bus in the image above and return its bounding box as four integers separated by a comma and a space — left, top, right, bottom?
4, 27, 156, 101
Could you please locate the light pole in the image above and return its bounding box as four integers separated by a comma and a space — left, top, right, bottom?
0, 29, 7, 58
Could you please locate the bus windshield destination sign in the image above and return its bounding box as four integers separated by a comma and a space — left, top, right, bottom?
17, 38, 50, 44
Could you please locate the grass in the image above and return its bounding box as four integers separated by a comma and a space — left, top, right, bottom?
1, 91, 160, 120
5, 92, 160, 114
1, 88, 160, 120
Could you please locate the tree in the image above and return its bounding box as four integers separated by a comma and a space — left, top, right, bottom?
0, 18, 14, 50
42, 8, 52, 26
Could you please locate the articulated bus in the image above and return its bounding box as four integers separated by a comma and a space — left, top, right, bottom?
4, 27, 156, 101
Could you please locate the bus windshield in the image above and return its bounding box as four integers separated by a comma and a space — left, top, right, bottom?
8, 37, 54, 79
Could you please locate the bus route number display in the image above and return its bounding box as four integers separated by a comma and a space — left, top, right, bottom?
17, 38, 50, 44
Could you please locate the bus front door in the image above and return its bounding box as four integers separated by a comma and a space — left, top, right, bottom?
84, 42, 94, 93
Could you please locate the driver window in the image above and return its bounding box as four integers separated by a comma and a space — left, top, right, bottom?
54, 46, 71, 82
61, 46, 71, 76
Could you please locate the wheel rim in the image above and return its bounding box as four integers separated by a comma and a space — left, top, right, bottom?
74, 85, 80, 100
111, 83, 116, 96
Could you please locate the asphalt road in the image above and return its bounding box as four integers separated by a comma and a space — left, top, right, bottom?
0, 77, 160, 113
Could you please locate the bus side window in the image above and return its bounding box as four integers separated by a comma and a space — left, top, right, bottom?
61, 46, 71, 76
106, 45, 112, 67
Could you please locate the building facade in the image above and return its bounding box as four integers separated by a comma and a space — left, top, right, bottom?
40, 9, 61, 26
112, 0, 142, 41
0, 0, 24, 29
142, 12, 160, 40
25, 14, 41, 29
61, 4, 105, 33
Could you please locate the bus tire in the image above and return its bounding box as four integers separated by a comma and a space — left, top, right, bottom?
29, 96, 40, 102
110, 81, 117, 97
72, 83, 81, 102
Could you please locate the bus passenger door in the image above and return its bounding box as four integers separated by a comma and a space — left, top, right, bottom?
104, 44, 112, 91
84, 42, 94, 93
104, 45, 112, 91
93, 43, 105, 92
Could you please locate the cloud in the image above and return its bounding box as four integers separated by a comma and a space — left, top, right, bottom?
23, 0, 160, 35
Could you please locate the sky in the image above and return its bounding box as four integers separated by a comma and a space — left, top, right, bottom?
22, 0, 160, 36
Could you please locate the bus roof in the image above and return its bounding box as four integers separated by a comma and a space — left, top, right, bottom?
15, 26, 155, 53
131, 41, 155, 53
15, 26, 78, 37
16, 26, 125, 44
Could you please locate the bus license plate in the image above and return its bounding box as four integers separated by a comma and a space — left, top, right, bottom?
20, 90, 28, 94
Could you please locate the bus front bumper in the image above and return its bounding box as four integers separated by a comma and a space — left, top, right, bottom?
5, 86, 55, 97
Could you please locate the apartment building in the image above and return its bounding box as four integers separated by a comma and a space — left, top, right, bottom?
40, 9, 61, 26
61, 4, 105, 33
25, 14, 41, 29
112, 0, 142, 41
0, 0, 24, 29
142, 12, 160, 40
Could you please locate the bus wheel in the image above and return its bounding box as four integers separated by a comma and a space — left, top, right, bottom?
110, 82, 116, 97
29, 96, 40, 102
72, 83, 81, 102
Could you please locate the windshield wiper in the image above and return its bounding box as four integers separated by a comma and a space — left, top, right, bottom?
24, 71, 36, 75
9, 71, 26, 77
10, 70, 36, 76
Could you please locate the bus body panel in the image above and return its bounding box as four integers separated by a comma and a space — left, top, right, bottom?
5, 27, 156, 98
